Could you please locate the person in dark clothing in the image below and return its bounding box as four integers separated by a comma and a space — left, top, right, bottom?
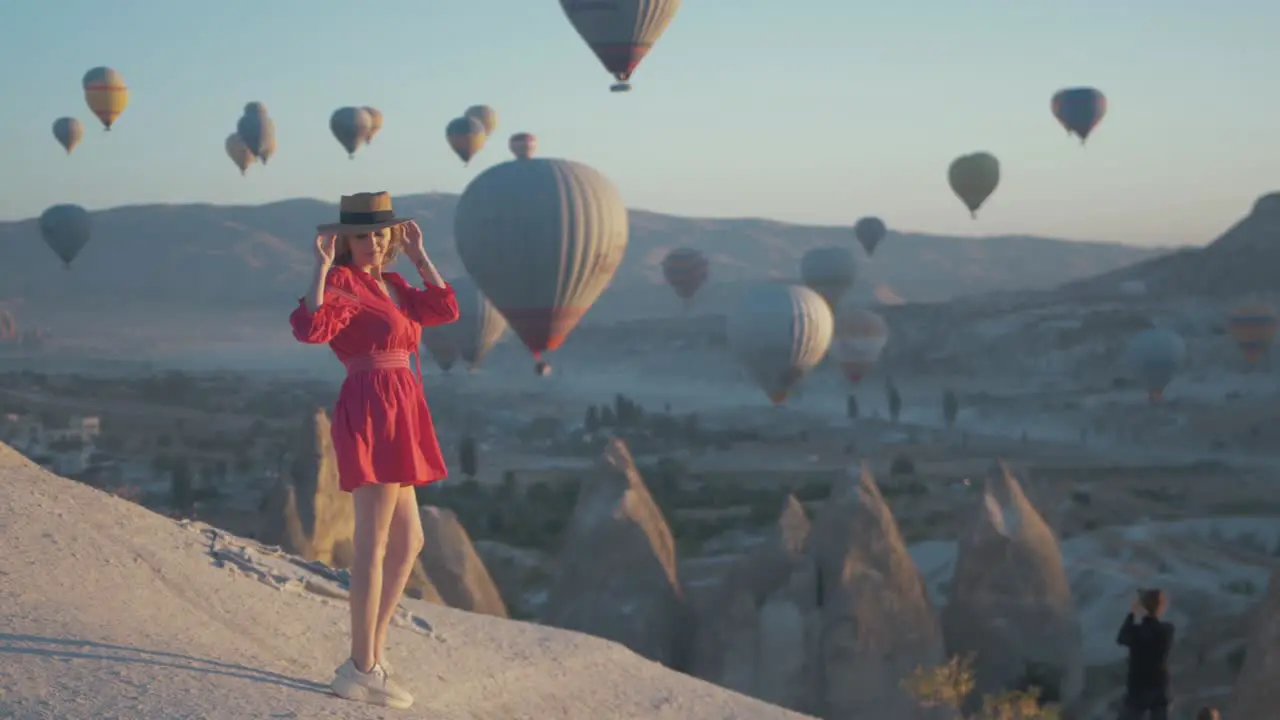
1116, 589, 1176, 719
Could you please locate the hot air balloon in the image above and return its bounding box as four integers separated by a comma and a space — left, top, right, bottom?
800, 246, 858, 308
225, 133, 255, 175
446, 116, 487, 165
465, 105, 498, 136
728, 283, 833, 405
853, 216, 887, 257
38, 204, 92, 269
509, 132, 538, 160
422, 328, 460, 372
363, 106, 384, 143
82, 67, 128, 130
559, 0, 682, 92
237, 102, 276, 164
330, 106, 373, 159
1051, 87, 1107, 144
1227, 302, 1278, 365
454, 158, 629, 375
661, 248, 709, 307
948, 152, 1000, 218
443, 276, 509, 370
1127, 328, 1186, 402
52, 118, 83, 155
831, 304, 888, 385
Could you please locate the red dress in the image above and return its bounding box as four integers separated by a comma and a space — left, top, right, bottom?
289, 265, 460, 492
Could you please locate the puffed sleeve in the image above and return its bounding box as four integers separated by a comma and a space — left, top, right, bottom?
386, 273, 460, 327
289, 267, 362, 344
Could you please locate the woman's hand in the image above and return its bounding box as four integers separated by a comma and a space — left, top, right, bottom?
401, 221, 428, 264
315, 233, 336, 267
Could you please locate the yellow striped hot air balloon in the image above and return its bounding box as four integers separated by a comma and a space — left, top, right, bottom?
82, 67, 128, 130
1227, 302, 1278, 365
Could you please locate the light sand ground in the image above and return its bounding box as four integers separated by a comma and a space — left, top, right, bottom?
0, 443, 810, 720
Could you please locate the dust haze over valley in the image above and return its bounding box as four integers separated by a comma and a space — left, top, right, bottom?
3, 187, 1280, 719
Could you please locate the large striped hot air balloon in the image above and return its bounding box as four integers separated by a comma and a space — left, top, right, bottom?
1227, 302, 1278, 365
1051, 87, 1107, 144
38, 204, 92, 269
52, 117, 83, 155
422, 328, 460, 372
465, 105, 498, 136
853, 216, 887, 256
225, 133, 254, 175
330, 106, 373, 159
363, 107, 384, 143
442, 276, 509, 370
728, 283, 833, 405
948, 152, 1000, 218
560, 0, 682, 92
1127, 328, 1186, 402
82, 67, 128, 130
509, 132, 538, 160
446, 116, 487, 165
831, 303, 888, 385
661, 248, 709, 307
800, 246, 857, 308
454, 158, 628, 375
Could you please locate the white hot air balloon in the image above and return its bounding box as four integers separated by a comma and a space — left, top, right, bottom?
454, 158, 628, 375
728, 283, 834, 404
830, 303, 888, 385
443, 275, 509, 370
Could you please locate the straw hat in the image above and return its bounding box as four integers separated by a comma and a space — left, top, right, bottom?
316, 191, 411, 234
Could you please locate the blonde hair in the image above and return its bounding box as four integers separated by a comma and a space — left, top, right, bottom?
334, 223, 405, 268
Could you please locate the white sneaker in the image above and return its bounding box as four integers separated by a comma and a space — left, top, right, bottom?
330, 659, 413, 709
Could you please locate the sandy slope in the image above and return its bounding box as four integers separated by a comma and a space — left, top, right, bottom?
0, 444, 809, 720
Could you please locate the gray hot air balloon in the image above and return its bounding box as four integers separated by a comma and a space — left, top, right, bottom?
948, 152, 1000, 218
1126, 327, 1186, 402
560, 0, 683, 92
465, 105, 498, 137
422, 328, 460, 373
330, 106, 373, 159
454, 158, 629, 375
728, 283, 833, 405
853, 216, 887, 256
237, 102, 276, 163
52, 117, 84, 155
225, 133, 254, 175
38, 204, 92, 269
800, 245, 858, 308
443, 276, 509, 370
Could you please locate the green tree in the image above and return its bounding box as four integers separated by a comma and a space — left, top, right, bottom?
886, 379, 902, 423
943, 389, 959, 428
584, 405, 600, 432
170, 456, 194, 516
846, 394, 860, 420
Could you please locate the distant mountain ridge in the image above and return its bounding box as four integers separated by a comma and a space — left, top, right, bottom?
0, 193, 1164, 344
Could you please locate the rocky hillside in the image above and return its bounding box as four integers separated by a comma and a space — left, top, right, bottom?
0, 441, 811, 719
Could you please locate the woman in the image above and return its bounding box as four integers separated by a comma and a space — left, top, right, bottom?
290, 191, 459, 710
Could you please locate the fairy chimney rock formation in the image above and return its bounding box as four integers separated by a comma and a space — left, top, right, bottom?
257, 408, 354, 569
1228, 569, 1280, 718
418, 506, 508, 618
692, 494, 817, 713
807, 465, 945, 720
942, 461, 1085, 710
542, 438, 687, 667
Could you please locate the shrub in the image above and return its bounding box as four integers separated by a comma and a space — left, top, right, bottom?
904, 654, 1062, 719
890, 454, 916, 476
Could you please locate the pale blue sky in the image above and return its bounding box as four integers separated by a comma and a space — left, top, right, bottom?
1, 0, 1276, 245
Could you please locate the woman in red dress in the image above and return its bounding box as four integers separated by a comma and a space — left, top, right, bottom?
289, 192, 458, 710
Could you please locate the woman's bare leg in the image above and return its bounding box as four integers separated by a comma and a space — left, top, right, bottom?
349, 483, 402, 672
372, 485, 425, 666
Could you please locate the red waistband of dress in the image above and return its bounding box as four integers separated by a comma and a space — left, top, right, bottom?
344, 350, 412, 374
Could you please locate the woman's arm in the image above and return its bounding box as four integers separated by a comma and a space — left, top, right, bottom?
305, 261, 330, 311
